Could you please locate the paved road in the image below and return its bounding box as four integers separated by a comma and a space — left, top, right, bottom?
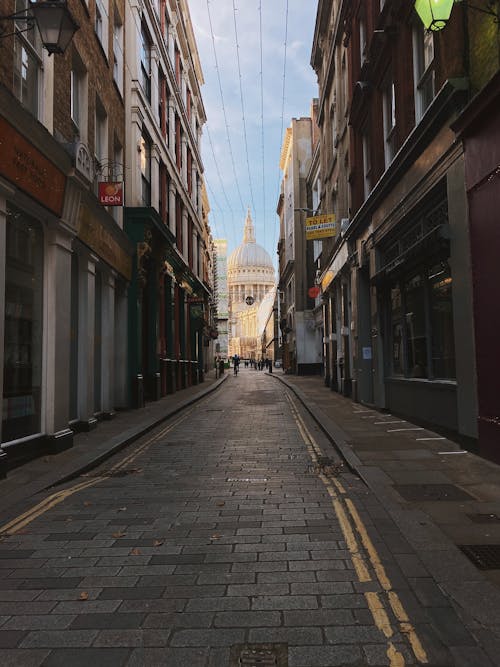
0, 370, 494, 666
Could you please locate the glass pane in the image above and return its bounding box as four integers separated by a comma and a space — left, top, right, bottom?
404, 273, 427, 378
392, 321, 404, 375
429, 265, 455, 379
3, 208, 43, 442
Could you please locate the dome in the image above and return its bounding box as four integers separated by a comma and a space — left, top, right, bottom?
228, 210, 274, 271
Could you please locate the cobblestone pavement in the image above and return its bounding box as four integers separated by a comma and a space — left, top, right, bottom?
0, 370, 496, 666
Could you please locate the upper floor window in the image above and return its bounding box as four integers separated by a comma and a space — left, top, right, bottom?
71, 54, 87, 138
382, 79, 396, 167
95, 0, 109, 53
94, 97, 107, 168
362, 127, 372, 199
140, 130, 152, 206
13, 1, 42, 118
359, 18, 367, 67
175, 44, 182, 87
140, 23, 152, 102
158, 67, 167, 137
413, 26, 435, 122
113, 7, 123, 93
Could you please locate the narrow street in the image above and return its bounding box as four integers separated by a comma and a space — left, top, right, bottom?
0, 369, 495, 667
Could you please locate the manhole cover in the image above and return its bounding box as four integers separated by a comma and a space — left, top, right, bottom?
393, 484, 475, 502
467, 513, 500, 523
229, 644, 287, 667
459, 545, 500, 570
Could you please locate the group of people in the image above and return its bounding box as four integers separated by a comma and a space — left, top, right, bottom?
228, 356, 273, 373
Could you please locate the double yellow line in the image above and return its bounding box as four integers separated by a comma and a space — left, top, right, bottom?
285, 392, 428, 667
0, 406, 196, 537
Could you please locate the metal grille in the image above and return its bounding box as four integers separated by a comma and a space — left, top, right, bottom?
459, 545, 500, 570
230, 644, 287, 667
393, 484, 475, 502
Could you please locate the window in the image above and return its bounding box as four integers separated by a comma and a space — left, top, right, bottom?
95, 0, 109, 53
387, 263, 456, 380
3, 207, 44, 443
362, 127, 371, 199
113, 7, 123, 93
175, 44, 182, 88
175, 114, 181, 169
70, 56, 87, 136
140, 23, 152, 102
158, 67, 167, 137
159, 161, 168, 224
413, 25, 435, 122
140, 130, 152, 206
94, 97, 107, 168
382, 78, 396, 167
13, 1, 42, 118
359, 17, 367, 66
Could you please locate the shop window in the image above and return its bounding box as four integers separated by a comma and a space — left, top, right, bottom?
429, 263, 455, 379
404, 274, 427, 378
387, 263, 455, 380
2, 208, 43, 443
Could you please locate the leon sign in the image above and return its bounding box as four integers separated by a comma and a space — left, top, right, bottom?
98, 181, 123, 206
305, 214, 336, 240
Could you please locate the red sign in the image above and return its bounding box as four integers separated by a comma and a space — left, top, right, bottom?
98, 181, 123, 206
308, 286, 321, 299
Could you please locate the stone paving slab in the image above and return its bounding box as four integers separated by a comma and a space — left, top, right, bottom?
0, 369, 498, 665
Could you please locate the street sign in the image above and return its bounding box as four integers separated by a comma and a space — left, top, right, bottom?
308, 286, 321, 299
305, 214, 336, 240
245, 296, 255, 305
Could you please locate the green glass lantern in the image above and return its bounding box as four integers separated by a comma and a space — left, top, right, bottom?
415, 0, 455, 31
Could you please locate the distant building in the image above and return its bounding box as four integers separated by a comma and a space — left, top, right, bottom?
278, 115, 323, 375
214, 239, 229, 361
228, 211, 275, 360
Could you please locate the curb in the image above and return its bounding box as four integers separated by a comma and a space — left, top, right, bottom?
45, 374, 229, 490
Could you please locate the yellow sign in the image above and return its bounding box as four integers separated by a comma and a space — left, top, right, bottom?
321, 270, 335, 292
305, 214, 337, 240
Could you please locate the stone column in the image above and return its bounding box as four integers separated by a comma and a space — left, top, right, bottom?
77, 253, 98, 430
100, 272, 116, 417
168, 181, 176, 236
181, 134, 188, 187
45, 224, 75, 451
168, 99, 175, 157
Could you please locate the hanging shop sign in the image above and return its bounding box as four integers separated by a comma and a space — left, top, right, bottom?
245, 296, 255, 305
305, 214, 337, 240
98, 181, 124, 206
308, 286, 321, 299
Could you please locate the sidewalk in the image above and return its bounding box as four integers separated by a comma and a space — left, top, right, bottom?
0, 371, 228, 525
271, 371, 500, 639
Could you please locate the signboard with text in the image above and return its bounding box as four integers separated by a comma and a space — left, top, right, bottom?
305, 214, 336, 240
98, 181, 123, 206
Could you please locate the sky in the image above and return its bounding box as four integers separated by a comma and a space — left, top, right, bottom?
187, 0, 319, 268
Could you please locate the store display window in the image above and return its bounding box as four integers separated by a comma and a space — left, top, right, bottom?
2, 207, 44, 442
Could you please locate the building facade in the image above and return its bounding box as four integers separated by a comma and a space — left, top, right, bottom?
124, 0, 209, 403
311, 0, 478, 444
228, 211, 275, 361
214, 239, 229, 362
0, 0, 132, 471
278, 115, 323, 375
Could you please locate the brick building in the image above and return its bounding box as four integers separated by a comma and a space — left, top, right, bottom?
0, 0, 132, 471
123, 0, 209, 403
311, 0, 479, 445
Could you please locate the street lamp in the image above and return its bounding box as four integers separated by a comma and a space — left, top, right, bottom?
415, 0, 499, 31
0, 1, 79, 55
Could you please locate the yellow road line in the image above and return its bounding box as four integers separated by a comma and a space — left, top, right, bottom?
285, 391, 432, 665
0, 404, 199, 537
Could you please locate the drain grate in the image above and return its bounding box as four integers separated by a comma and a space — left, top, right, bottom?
393, 483, 475, 502
467, 513, 500, 523
229, 644, 287, 667
459, 544, 500, 570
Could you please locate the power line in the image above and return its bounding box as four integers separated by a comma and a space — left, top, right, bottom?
232, 0, 257, 219
258, 1, 266, 248
206, 0, 246, 216
204, 125, 236, 246
273, 0, 289, 257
